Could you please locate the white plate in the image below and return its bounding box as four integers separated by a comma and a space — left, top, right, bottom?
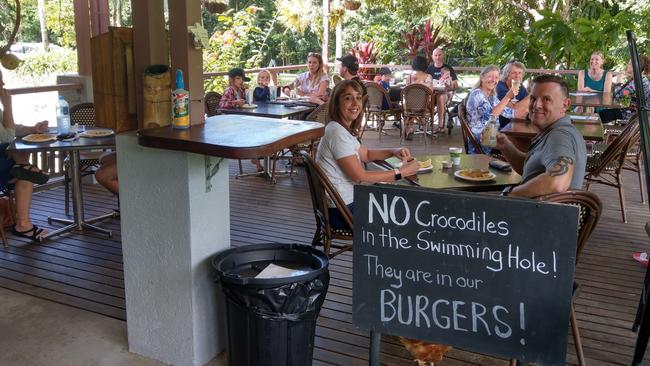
21, 133, 57, 143
454, 169, 496, 182
569, 92, 598, 96
568, 114, 599, 121
418, 165, 433, 174
241, 104, 258, 109
80, 129, 114, 138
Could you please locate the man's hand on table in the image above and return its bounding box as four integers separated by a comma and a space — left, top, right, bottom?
34, 121, 49, 133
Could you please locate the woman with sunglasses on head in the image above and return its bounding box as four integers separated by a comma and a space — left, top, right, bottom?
316, 80, 419, 229
289, 52, 329, 98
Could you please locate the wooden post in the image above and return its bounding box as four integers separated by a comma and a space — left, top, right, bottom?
322, 0, 329, 67
132, 0, 168, 128
73, 0, 92, 76
168, 0, 204, 125
89, 0, 110, 36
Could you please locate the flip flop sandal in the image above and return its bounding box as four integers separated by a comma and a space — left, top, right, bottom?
633, 252, 649, 268
10, 164, 49, 185
12, 224, 45, 242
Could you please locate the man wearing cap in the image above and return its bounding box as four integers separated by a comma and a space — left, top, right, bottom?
337, 54, 366, 95
219, 67, 250, 109
426, 48, 458, 133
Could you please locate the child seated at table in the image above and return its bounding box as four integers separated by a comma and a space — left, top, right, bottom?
436, 66, 453, 88
219, 68, 248, 109
253, 69, 272, 102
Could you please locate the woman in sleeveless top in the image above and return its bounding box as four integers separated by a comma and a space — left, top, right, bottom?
578, 51, 613, 93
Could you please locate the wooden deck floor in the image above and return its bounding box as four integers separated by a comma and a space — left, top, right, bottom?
1, 126, 650, 365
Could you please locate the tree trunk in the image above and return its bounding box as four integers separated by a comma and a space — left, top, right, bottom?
37, 0, 48, 51
321, 0, 329, 66
116, 0, 122, 26
334, 0, 342, 58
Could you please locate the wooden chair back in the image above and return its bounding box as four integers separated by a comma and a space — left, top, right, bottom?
70, 103, 96, 127
458, 98, 486, 154
400, 84, 432, 117
365, 82, 390, 112
305, 102, 329, 124
300, 151, 353, 258
589, 116, 639, 177
204, 92, 222, 117
538, 190, 602, 262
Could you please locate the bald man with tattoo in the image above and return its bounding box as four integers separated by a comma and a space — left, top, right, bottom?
496, 74, 586, 198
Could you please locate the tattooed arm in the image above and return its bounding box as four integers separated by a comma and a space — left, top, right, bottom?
509, 156, 575, 198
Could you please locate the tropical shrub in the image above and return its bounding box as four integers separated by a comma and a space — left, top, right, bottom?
14, 49, 77, 80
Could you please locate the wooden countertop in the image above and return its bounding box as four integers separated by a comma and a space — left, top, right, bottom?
138, 115, 324, 159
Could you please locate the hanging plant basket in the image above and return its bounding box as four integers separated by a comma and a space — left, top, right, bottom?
202, 0, 228, 14
343, 0, 361, 11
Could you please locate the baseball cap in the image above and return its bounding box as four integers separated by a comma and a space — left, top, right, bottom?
228, 67, 251, 81
337, 54, 359, 73
379, 67, 392, 75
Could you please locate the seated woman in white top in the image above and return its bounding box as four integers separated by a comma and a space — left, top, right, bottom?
291, 52, 329, 97
316, 80, 419, 229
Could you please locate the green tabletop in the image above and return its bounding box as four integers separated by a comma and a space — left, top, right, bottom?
386, 154, 521, 192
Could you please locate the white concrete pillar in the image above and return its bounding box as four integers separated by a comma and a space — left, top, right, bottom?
117, 132, 228, 366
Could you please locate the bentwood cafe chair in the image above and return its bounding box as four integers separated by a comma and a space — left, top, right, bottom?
301, 151, 353, 258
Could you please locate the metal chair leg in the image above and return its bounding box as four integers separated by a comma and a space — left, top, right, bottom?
64, 171, 70, 216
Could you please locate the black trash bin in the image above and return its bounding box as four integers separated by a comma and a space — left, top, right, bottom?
213, 243, 329, 366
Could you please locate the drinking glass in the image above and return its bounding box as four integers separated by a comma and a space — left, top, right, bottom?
270, 87, 277, 101
511, 79, 521, 102
290, 89, 297, 100
245, 90, 253, 105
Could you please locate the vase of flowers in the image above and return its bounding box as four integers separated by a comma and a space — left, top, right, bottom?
620, 89, 631, 108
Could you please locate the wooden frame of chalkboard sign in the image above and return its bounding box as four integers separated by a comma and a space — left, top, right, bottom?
352, 184, 578, 365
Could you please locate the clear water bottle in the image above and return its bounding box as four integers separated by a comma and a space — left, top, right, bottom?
481, 115, 498, 148
56, 96, 71, 135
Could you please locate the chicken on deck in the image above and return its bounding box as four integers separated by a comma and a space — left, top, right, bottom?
399, 337, 453, 365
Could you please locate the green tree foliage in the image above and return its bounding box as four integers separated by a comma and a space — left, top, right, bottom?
466, 0, 645, 71
45, 0, 75, 47
203, 7, 267, 92
14, 48, 76, 78
14, 0, 41, 43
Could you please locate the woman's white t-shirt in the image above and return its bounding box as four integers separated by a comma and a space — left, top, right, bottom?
295, 72, 329, 95
315, 121, 360, 206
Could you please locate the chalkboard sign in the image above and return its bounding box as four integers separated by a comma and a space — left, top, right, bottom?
352, 185, 578, 365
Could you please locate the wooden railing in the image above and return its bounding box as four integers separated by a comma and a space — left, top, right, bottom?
6, 82, 83, 95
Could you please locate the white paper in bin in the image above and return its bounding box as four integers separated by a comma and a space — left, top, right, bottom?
255, 263, 309, 279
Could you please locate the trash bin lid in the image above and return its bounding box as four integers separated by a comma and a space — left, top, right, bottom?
213, 243, 329, 286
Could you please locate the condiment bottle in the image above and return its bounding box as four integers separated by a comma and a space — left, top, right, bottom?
172, 69, 190, 129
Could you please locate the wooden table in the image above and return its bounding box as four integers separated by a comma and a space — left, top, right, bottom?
139, 115, 324, 158
501, 117, 604, 151
570, 92, 620, 108
387, 154, 521, 192
9, 130, 116, 239
219, 100, 315, 119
